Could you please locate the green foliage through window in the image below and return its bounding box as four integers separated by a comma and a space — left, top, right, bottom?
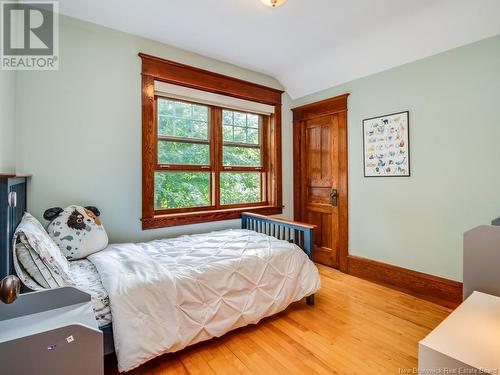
222, 110, 260, 145
158, 98, 209, 139
223, 146, 261, 167
220, 173, 261, 205
155, 172, 210, 209
158, 141, 210, 165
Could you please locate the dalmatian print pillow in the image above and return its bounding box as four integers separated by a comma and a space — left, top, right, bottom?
44, 205, 109, 260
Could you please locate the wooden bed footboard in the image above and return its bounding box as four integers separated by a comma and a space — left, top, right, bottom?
241, 212, 317, 305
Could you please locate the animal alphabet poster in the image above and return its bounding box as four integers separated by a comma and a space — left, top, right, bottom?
363, 111, 410, 177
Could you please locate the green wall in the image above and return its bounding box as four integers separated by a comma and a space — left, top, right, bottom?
15, 15, 293, 243
292, 35, 500, 281
0, 69, 16, 172
12, 13, 500, 281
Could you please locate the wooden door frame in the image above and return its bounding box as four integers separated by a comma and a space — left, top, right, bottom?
292, 94, 349, 272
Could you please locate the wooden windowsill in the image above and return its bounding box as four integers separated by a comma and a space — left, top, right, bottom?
142, 205, 284, 230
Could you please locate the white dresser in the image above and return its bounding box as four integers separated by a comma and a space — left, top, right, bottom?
419, 291, 500, 374
0, 287, 103, 375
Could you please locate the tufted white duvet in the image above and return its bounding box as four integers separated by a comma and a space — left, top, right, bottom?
89, 229, 320, 372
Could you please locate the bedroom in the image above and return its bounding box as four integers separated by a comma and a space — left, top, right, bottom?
0, 0, 499, 374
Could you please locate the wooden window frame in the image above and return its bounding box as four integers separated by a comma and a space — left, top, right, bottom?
218, 108, 267, 208
140, 53, 284, 229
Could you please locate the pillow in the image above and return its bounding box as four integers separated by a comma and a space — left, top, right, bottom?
14, 234, 67, 289
13, 213, 73, 289
43, 205, 108, 260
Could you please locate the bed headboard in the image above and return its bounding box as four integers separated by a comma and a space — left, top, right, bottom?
0, 176, 28, 280
241, 212, 316, 261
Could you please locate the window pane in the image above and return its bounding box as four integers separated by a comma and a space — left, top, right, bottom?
192, 105, 209, 121
155, 172, 210, 209
248, 114, 259, 128
233, 126, 246, 143
234, 112, 247, 126
173, 118, 192, 138
175, 101, 191, 117
157, 99, 175, 116
158, 141, 210, 165
157, 98, 209, 140
222, 111, 233, 125
223, 125, 233, 142
222, 109, 260, 145
223, 146, 261, 167
220, 173, 261, 205
247, 128, 259, 144
192, 121, 208, 139
158, 116, 175, 136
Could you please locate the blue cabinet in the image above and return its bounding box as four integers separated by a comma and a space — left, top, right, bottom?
0, 175, 28, 280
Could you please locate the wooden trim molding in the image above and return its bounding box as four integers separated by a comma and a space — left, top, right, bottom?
139, 53, 283, 105
347, 255, 463, 308
292, 94, 349, 122
141, 74, 155, 220
142, 206, 283, 230
140, 53, 284, 229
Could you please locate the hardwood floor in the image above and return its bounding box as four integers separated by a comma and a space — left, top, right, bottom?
105, 265, 451, 374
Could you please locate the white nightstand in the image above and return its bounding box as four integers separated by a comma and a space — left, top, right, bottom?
419, 291, 500, 374
0, 287, 103, 375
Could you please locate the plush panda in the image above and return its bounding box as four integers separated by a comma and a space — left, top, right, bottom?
43, 205, 109, 260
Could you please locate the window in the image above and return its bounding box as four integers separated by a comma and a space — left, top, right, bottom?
154, 98, 266, 212
155, 99, 211, 211
221, 109, 264, 206
140, 53, 283, 229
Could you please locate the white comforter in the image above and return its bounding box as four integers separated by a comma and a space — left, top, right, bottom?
89, 229, 320, 372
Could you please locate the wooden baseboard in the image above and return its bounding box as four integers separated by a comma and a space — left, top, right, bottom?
347, 255, 463, 309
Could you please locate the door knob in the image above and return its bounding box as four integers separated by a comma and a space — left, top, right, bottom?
331, 189, 338, 206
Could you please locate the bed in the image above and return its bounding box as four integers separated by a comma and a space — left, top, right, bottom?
8, 212, 320, 372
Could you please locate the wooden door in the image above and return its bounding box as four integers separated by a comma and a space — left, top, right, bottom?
293, 95, 348, 270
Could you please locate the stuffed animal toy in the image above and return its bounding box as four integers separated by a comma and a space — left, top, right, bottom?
43, 205, 109, 260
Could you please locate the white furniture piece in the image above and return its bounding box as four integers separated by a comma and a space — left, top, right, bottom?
463, 223, 500, 299
419, 291, 500, 374
0, 286, 103, 375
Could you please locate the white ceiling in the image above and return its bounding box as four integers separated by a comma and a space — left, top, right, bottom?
59, 0, 500, 99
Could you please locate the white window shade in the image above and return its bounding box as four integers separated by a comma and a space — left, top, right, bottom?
154, 81, 275, 115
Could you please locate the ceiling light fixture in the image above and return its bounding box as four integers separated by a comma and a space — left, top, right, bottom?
261, 0, 288, 8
